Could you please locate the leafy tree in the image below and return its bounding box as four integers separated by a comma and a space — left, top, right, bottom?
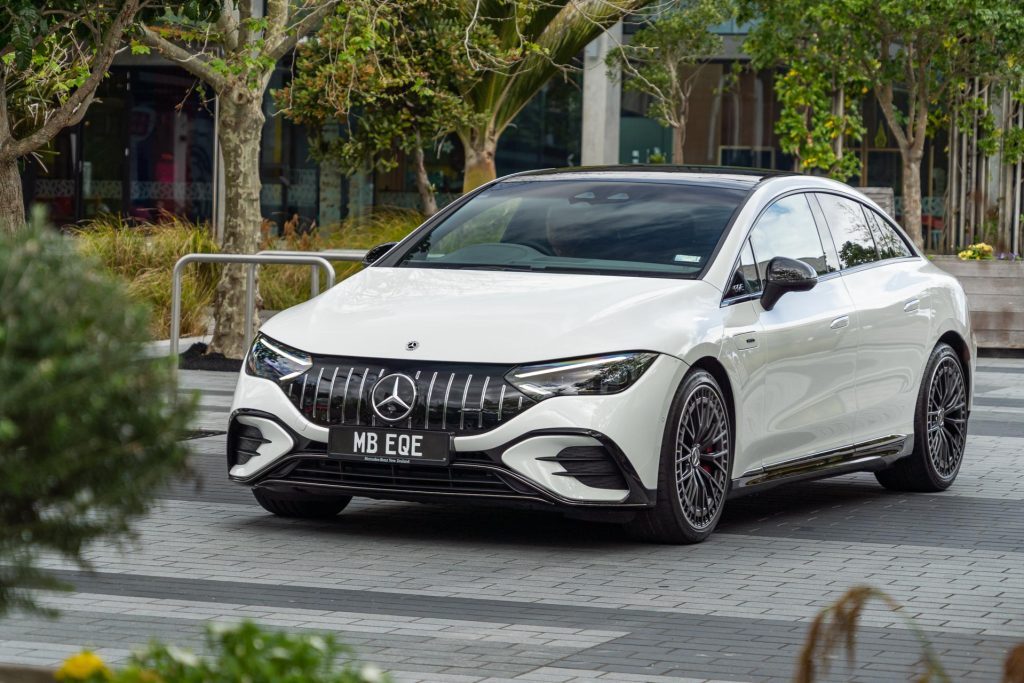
0, 213, 195, 615
741, 0, 1024, 246
137, 0, 339, 359
606, 0, 733, 164
455, 0, 646, 191
0, 0, 142, 233
278, 0, 476, 216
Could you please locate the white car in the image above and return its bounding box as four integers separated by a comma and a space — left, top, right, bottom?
228, 167, 974, 543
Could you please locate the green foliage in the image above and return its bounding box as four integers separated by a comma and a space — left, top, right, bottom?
259, 208, 423, 310
606, 0, 732, 157
0, 214, 196, 616
74, 214, 220, 338
63, 621, 389, 683
279, 0, 476, 177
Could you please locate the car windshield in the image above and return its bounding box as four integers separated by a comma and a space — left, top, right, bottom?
394, 179, 748, 278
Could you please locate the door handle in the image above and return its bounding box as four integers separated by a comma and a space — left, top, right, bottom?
830, 315, 849, 330
904, 298, 920, 313
734, 332, 759, 350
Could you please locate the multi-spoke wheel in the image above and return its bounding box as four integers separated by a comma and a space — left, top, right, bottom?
626, 369, 732, 544
876, 343, 968, 492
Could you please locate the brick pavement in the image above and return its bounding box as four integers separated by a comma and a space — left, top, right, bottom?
1, 360, 1023, 682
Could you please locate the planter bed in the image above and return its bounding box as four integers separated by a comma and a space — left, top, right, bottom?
932, 256, 1024, 349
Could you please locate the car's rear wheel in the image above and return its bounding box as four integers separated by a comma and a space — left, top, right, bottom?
876, 342, 968, 492
252, 489, 352, 518
626, 369, 732, 544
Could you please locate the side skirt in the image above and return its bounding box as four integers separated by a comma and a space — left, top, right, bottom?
728, 434, 912, 498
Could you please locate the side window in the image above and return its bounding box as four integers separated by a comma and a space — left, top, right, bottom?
749, 194, 830, 276
727, 240, 762, 298
864, 207, 913, 259
816, 193, 879, 269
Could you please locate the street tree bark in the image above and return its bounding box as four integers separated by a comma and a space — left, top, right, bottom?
877, 75, 929, 248
0, 0, 140, 233
461, 131, 498, 194
140, 0, 338, 358
412, 132, 437, 216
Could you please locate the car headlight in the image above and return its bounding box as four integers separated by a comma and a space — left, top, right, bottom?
245, 334, 312, 383
505, 352, 658, 400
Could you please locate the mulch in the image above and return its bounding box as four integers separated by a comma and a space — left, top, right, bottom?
178, 342, 243, 372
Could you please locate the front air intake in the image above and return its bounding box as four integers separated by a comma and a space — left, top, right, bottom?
541, 445, 628, 490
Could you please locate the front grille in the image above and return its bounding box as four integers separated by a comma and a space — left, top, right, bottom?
283, 357, 536, 436
267, 456, 537, 498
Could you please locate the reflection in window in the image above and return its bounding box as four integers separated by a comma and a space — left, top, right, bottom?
817, 194, 879, 269
749, 194, 829, 276
864, 208, 912, 259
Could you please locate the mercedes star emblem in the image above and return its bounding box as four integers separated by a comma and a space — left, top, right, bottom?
406, 340, 419, 351
370, 373, 417, 422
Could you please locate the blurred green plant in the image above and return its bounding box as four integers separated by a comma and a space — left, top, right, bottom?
58, 621, 389, 683
0, 211, 196, 616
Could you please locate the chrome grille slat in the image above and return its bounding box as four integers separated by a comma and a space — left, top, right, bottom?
284, 358, 533, 436
340, 367, 354, 424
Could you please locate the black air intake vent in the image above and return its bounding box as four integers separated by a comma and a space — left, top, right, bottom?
541, 445, 628, 490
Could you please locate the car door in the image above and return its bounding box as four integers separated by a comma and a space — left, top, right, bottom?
744, 193, 860, 471
814, 193, 930, 444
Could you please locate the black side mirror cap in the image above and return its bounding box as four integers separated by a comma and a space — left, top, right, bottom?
362, 241, 398, 267
760, 256, 818, 311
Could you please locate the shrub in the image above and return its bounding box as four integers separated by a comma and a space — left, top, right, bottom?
957, 242, 995, 260
74, 214, 220, 338
0, 218, 196, 615
58, 621, 389, 683
259, 208, 422, 310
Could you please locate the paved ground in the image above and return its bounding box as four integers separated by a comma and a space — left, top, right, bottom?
2, 359, 1023, 682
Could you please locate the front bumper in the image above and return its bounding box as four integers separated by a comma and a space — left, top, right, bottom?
227, 354, 688, 507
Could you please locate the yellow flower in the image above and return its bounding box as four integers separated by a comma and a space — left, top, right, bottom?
56, 651, 110, 681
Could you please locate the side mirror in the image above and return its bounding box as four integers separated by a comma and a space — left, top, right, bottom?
362, 241, 398, 267
761, 256, 817, 311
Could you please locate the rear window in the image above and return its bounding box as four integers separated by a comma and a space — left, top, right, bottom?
395, 179, 748, 278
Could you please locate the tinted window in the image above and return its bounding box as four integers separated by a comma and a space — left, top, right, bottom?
816, 194, 879, 269
864, 207, 913, 259
396, 180, 747, 278
749, 194, 829, 276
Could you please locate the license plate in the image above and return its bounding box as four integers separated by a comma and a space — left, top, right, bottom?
328, 427, 450, 466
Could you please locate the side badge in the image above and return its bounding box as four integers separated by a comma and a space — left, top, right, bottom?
406, 341, 419, 351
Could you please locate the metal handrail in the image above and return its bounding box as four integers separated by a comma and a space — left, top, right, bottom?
257, 248, 367, 296
170, 253, 337, 359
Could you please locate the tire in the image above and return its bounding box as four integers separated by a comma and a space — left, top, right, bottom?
626, 369, 733, 544
875, 342, 968, 492
252, 489, 352, 518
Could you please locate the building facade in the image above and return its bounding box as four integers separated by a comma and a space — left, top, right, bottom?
22, 21, 1006, 252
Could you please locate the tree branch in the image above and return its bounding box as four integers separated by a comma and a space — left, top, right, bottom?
137, 25, 228, 91
3, 0, 140, 160
266, 0, 340, 62
217, 0, 240, 51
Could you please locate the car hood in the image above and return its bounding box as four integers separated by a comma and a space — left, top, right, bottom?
261, 267, 722, 364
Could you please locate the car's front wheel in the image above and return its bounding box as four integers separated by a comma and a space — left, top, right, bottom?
626, 369, 733, 544
876, 342, 968, 492
252, 489, 352, 518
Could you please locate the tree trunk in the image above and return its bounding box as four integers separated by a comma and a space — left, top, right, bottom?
901, 154, 924, 249
0, 158, 24, 234
671, 126, 685, 165
462, 132, 497, 193
412, 135, 437, 216
207, 91, 265, 359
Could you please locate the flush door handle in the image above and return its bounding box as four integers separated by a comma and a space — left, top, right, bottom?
830, 315, 850, 330
734, 332, 759, 350
904, 298, 920, 313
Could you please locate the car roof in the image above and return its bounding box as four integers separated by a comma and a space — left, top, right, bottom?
504, 165, 794, 190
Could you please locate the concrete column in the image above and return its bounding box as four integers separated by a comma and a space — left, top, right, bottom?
581, 22, 622, 166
